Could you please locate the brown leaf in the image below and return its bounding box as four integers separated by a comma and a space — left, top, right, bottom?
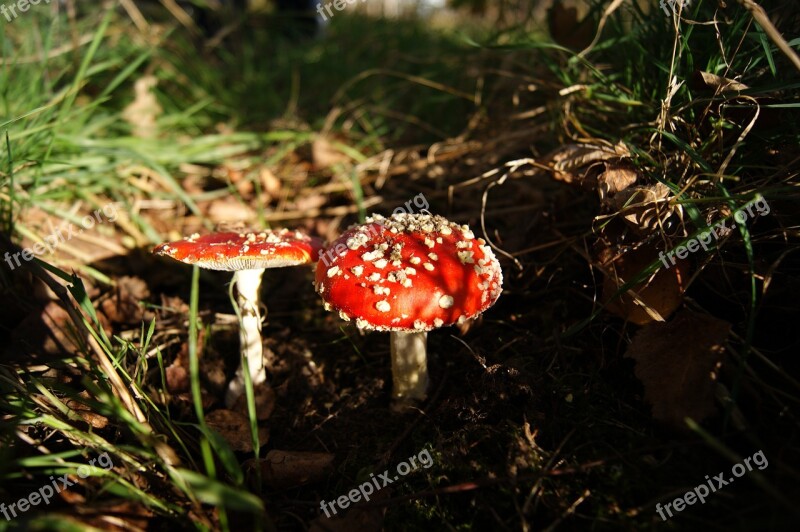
544, 142, 629, 187
206, 198, 256, 224
206, 409, 269, 452
121, 75, 162, 138
230, 383, 276, 421
693, 70, 749, 93
259, 167, 282, 203
256, 449, 334, 489
166, 362, 190, 393
597, 165, 638, 203
312, 136, 351, 169
608, 183, 671, 229
600, 243, 689, 325
100, 276, 150, 324
625, 309, 731, 429
166, 326, 204, 394
64, 392, 109, 429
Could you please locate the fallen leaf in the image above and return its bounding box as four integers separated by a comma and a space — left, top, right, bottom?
122, 75, 162, 138
64, 392, 109, 429
230, 383, 276, 421
597, 165, 639, 203
206, 409, 269, 452
206, 198, 256, 224
544, 142, 630, 187
292, 192, 327, 214
259, 167, 282, 203
100, 276, 150, 324
312, 135, 351, 169
693, 70, 749, 93
625, 309, 731, 429
600, 242, 689, 325
166, 362, 190, 394
166, 327, 203, 394
256, 449, 334, 489
608, 183, 678, 235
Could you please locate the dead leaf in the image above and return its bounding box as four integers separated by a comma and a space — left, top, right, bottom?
544, 142, 630, 187
99, 276, 150, 324
293, 193, 328, 213
206, 409, 269, 452
625, 309, 731, 429
230, 383, 276, 421
122, 76, 162, 138
166, 326, 203, 394
256, 449, 334, 489
312, 136, 351, 169
206, 197, 256, 224
600, 243, 689, 325
597, 165, 639, 203
64, 391, 109, 429
166, 362, 190, 394
693, 70, 749, 93
607, 183, 677, 235
259, 167, 282, 203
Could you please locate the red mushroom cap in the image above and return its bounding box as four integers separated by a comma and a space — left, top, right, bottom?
315, 213, 502, 331
153, 229, 324, 271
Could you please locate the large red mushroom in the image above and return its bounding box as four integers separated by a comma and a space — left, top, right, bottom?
315, 213, 503, 408
154, 229, 324, 406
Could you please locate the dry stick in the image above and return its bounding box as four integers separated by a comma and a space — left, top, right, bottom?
0, 34, 95, 65
542, 489, 591, 532
717, 95, 761, 178
159, 0, 201, 35
738, 0, 800, 73
118, 0, 149, 33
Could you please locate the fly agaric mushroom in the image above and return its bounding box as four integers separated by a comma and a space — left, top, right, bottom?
153, 229, 324, 407
314, 213, 502, 408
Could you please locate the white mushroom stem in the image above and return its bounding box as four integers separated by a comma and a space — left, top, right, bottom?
390, 331, 429, 403
225, 268, 266, 407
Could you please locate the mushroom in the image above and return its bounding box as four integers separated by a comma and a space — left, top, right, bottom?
314, 213, 502, 408
153, 229, 324, 407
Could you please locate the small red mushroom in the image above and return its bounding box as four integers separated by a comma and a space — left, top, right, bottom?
314, 213, 502, 408
154, 229, 324, 407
